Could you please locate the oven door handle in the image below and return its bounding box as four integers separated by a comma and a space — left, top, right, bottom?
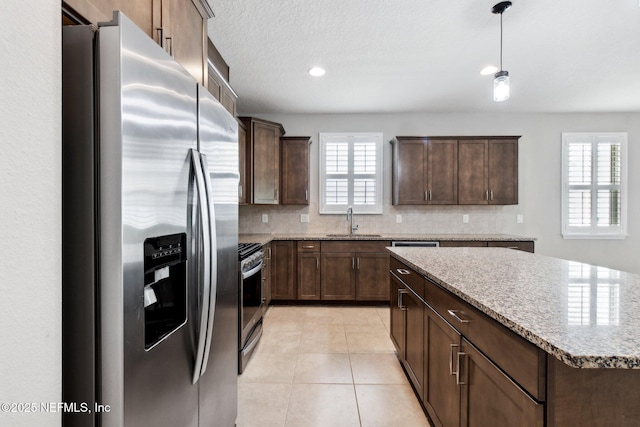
242, 259, 264, 280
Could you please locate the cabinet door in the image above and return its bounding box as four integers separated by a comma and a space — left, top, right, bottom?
238, 122, 248, 205
280, 137, 310, 205
389, 273, 406, 356
405, 290, 424, 400
207, 67, 222, 101
321, 253, 356, 300
427, 139, 458, 204
488, 139, 518, 205
271, 241, 295, 300
460, 338, 543, 427
297, 253, 320, 300
252, 122, 280, 204
424, 306, 461, 427
392, 138, 427, 205
162, 0, 206, 84
355, 253, 389, 301
458, 140, 489, 205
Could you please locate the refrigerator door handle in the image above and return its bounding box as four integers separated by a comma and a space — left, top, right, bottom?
190, 149, 213, 384
198, 151, 218, 376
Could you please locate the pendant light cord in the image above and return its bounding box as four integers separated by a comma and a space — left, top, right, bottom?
499, 12, 503, 71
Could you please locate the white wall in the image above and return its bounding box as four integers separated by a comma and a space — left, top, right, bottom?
242, 112, 639, 274
0, 1, 61, 426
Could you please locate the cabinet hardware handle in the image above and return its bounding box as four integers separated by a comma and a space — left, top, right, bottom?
305, 189, 308, 201
485, 190, 489, 201
274, 189, 278, 199
490, 190, 494, 201
396, 269, 410, 275
397, 288, 408, 308
456, 352, 467, 385
157, 28, 164, 47
429, 190, 432, 201
425, 191, 428, 201
239, 184, 243, 198
449, 344, 459, 376
352, 257, 355, 269
302, 245, 315, 249
316, 256, 319, 270
447, 309, 470, 323
357, 257, 360, 269
165, 37, 173, 57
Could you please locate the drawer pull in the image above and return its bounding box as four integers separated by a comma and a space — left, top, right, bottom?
449, 344, 459, 376
397, 288, 408, 309
396, 268, 410, 275
456, 352, 467, 385
447, 309, 470, 323
302, 245, 315, 249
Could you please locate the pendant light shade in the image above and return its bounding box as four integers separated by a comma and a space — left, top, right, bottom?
492, 1, 512, 102
493, 70, 510, 102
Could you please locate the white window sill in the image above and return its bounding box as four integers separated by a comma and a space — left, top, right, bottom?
562, 233, 628, 240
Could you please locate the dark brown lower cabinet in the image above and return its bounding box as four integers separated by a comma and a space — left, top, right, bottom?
424, 306, 461, 427
404, 289, 424, 400
297, 252, 320, 300
321, 253, 356, 300
390, 273, 405, 353
460, 338, 544, 427
271, 241, 295, 300
355, 253, 389, 301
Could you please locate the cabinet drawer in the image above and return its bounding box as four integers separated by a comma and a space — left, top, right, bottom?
425, 278, 546, 401
390, 257, 425, 300
322, 240, 390, 253
297, 241, 320, 252
439, 241, 488, 248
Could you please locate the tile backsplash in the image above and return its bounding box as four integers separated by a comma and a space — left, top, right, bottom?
239, 202, 510, 235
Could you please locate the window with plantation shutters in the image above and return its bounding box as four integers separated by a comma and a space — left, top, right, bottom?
562, 133, 627, 239
319, 133, 383, 214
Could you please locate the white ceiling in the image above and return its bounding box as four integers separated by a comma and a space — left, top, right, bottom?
207, 0, 640, 115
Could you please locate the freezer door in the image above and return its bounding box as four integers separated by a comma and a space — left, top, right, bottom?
98, 13, 198, 427
196, 85, 239, 427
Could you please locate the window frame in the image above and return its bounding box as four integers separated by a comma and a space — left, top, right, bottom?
561, 132, 628, 239
319, 132, 384, 215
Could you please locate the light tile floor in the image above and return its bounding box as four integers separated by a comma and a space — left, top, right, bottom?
237, 305, 430, 427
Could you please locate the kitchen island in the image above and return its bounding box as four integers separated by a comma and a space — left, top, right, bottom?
388, 247, 640, 427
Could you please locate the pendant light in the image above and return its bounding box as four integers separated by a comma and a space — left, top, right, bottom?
492, 1, 512, 102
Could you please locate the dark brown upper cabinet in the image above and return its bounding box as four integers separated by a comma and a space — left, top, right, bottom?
392, 137, 458, 205
63, 0, 213, 85
393, 136, 519, 206
458, 137, 519, 205
280, 137, 311, 205
239, 117, 285, 205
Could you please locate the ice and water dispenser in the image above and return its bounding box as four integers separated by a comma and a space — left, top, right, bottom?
143, 233, 187, 350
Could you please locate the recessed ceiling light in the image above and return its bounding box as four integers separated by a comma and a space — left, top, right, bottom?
480, 65, 498, 76
308, 67, 326, 77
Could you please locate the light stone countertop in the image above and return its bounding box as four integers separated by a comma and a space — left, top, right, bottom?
388, 247, 640, 369
239, 233, 536, 246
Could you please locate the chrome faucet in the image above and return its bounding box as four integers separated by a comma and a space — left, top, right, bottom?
346, 206, 358, 235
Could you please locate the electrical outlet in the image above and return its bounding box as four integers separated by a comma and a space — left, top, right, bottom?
261, 214, 268, 223
462, 214, 469, 223
517, 214, 524, 224
300, 214, 309, 223
396, 214, 402, 224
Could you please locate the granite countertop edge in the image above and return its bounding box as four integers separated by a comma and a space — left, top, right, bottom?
239, 233, 537, 245
388, 251, 640, 370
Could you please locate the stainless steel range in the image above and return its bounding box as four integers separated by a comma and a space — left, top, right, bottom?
238, 243, 264, 373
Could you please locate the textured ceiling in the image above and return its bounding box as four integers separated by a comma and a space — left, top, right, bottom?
207, 0, 640, 115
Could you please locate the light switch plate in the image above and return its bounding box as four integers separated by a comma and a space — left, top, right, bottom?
517, 214, 524, 224
462, 214, 469, 223
261, 214, 268, 223
396, 214, 402, 224
300, 214, 309, 223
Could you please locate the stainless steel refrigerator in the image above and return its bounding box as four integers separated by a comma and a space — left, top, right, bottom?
62, 12, 238, 427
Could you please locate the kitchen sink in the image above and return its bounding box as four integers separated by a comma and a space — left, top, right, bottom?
326, 233, 382, 237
